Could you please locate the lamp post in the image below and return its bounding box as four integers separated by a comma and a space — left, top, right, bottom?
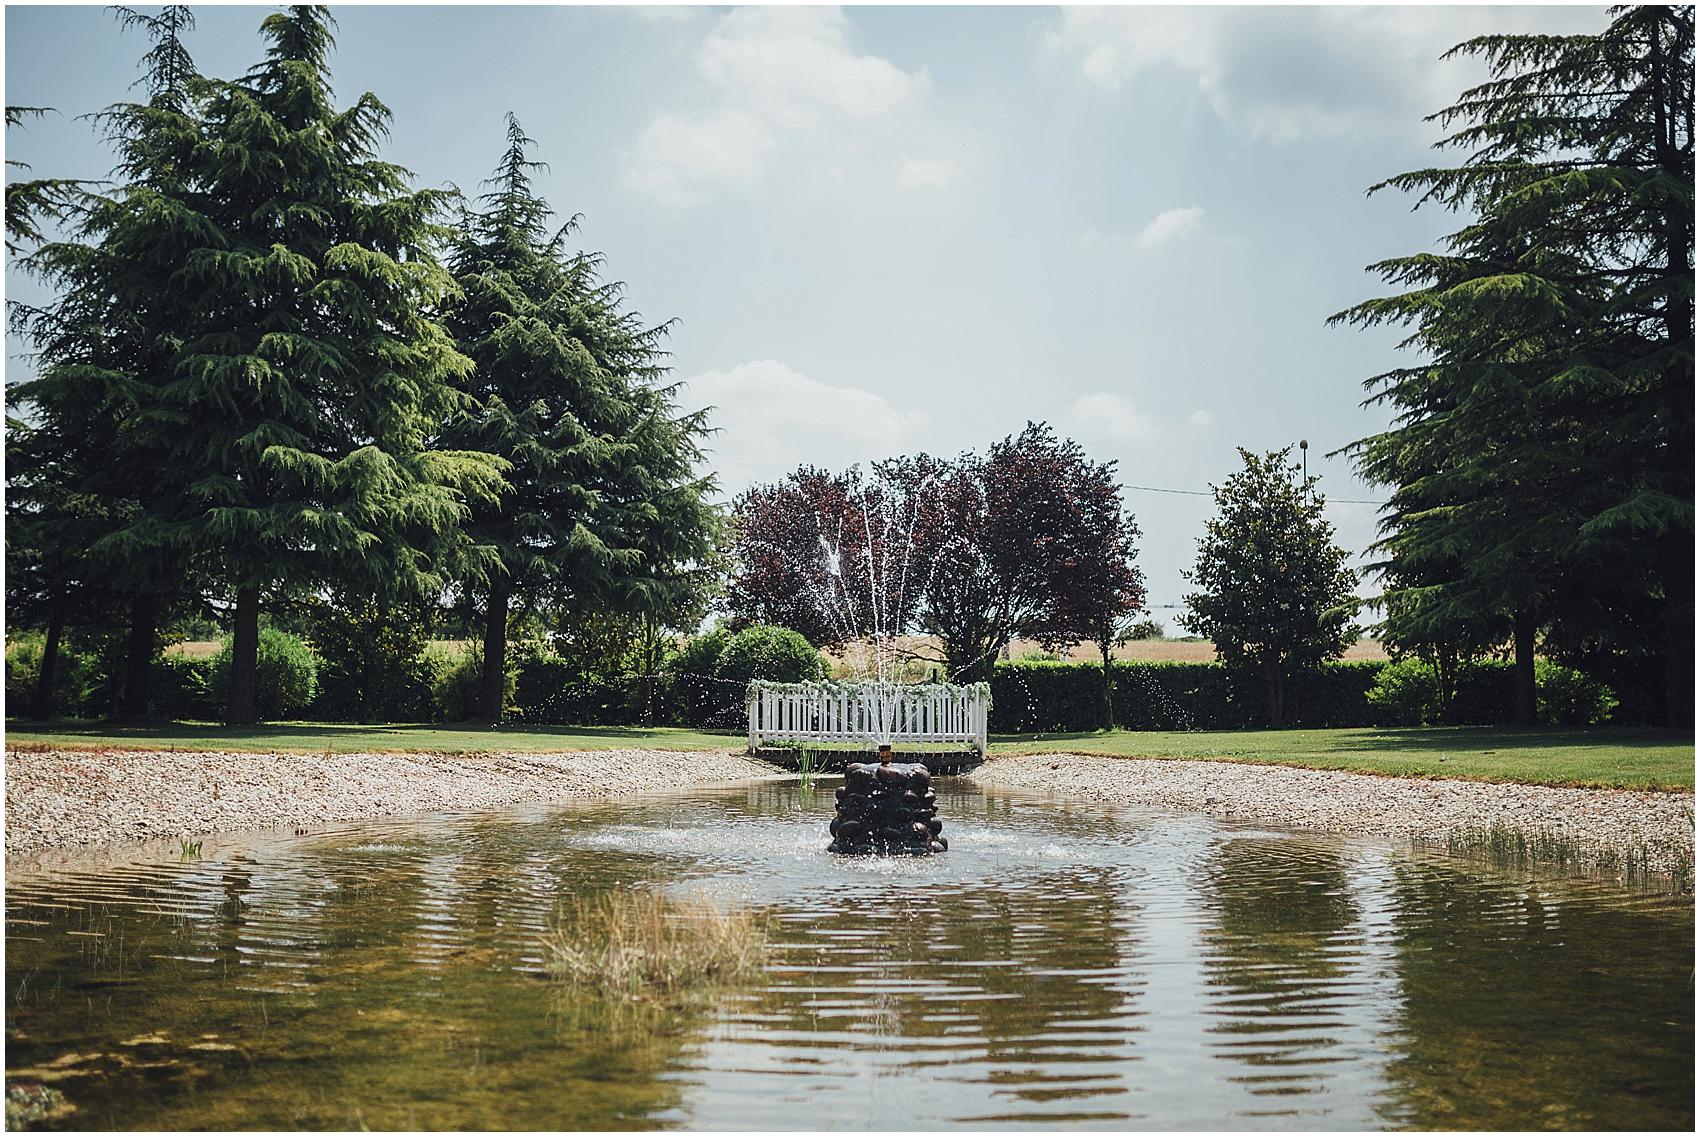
1299, 438, 1308, 481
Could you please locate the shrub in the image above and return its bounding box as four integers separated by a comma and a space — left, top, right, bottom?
304, 600, 438, 722
667, 626, 735, 728
5, 633, 108, 719
208, 628, 318, 721
431, 642, 490, 722
1535, 659, 1619, 727
715, 624, 826, 689
1365, 657, 1442, 726
152, 653, 220, 720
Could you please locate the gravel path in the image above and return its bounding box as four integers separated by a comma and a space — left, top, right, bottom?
4, 748, 780, 853
972, 753, 1695, 881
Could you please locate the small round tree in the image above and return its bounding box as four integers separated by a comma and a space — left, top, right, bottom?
715, 625, 827, 689
1182, 448, 1359, 727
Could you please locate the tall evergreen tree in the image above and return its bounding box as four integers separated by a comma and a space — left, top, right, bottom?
162, 7, 503, 723
8, 5, 204, 720
1336, 6, 1694, 725
443, 114, 719, 722
5, 106, 80, 256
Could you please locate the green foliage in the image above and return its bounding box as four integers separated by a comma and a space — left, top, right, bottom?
1366, 658, 1442, 727
667, 625, 735, 728
152, 652, 220, 720
1336, 7, 1695, 726
442, 113, 722, 722
715, 625, 826, 689
988, 657, 1617, 732
208, 629, 317, 721
304, 598, 439, 723
1535, 659, 1619, 728
4, 633, 106, 719
1182, 448, 1359, 726
432, 643, 501, 722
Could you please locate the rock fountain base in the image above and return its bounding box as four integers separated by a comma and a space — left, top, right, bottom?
828, 758, 946, 855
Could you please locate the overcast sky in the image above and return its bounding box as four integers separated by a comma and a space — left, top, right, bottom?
4, 4, 1610, 628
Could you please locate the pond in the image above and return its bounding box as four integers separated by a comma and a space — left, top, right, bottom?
5, 777, 1693, 1130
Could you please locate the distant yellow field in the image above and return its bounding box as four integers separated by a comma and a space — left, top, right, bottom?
166, 636, 1388, 666
825, 635, 1388, 669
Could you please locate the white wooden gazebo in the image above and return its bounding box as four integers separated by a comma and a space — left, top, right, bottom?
747, 679, 990, 757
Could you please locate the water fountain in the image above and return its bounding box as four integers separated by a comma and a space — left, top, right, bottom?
741, 465, 985, 855
828, 751, 945, 854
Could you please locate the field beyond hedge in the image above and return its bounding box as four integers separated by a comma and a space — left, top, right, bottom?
5, 721, 1691, 791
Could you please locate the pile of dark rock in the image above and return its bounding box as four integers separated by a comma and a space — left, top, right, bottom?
828, 760, 946, 855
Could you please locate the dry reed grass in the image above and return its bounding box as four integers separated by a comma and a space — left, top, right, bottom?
542, 888, 770, 1002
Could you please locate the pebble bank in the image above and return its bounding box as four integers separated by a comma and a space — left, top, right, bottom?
971, 753, 1695, 881
4, 748, 777, 853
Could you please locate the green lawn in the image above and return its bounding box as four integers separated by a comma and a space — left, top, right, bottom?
3, 720, 741, 755
5, 720, 1692, 791
989, 726, 1695, 791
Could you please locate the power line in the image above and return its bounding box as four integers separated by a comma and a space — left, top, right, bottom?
1125, 483, 1387, 506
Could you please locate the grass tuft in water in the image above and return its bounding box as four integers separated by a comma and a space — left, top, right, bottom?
796, 748, 819, 798
542, 889, 770, 1002
1436, 824, 1693, 889
178, 838, 203, 859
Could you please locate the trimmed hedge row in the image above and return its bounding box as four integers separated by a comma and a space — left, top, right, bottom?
6, 631, 1623, 732
991, 660, 1386, 732
990, 658, 1618, 733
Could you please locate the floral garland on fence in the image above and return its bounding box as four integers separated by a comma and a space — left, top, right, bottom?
745, 678, 992, 709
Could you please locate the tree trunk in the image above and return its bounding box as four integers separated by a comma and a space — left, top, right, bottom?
1512, 607, 1537, 727
227, 585, 261, 726
1264, 660, 1285, 728
117, 593, 160, 723
1663, 540, 1694, 728
479, 577, 510, 723
1098, 639, 1115, 731
32, 609, 64, 721
1652, 24, 1694, 729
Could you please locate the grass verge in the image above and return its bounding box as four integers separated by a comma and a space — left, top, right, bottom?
987, 725, 1694, 790
7, 720, 1691, 791
3, 719, 742, 755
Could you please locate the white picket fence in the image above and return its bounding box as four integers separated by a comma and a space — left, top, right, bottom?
747, 680, 990, 756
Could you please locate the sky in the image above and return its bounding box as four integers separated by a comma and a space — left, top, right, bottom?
3, 3, 1612, 629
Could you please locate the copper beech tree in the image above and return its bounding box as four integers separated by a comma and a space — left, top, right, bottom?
727, 424, 1146, 696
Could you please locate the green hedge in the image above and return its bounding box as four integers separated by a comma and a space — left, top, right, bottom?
991, 660, 1386, 732
990, 657, 1617, 733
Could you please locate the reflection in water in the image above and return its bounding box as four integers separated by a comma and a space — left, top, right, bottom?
4, 781, 1693, 1130
1377, 863, 1694, 1130
1198, 839, 1365, 1121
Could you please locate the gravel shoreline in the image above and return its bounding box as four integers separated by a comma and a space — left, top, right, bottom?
4, 748, 781, 854
971, 753, 1696, 881
8, 748, 1694, 882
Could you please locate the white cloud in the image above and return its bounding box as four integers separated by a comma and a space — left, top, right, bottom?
1047, 6, 1607, 143
896, 157, 953, 191
680, 360, 928, 492
625, 7, 929, 205
625, 6, 704, 24
698, 7, 920, 121
1069, 392, 1154, 441
624, 110, 772, 207
1136, 205, 1204, 250
1188, 409, 1214, 429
